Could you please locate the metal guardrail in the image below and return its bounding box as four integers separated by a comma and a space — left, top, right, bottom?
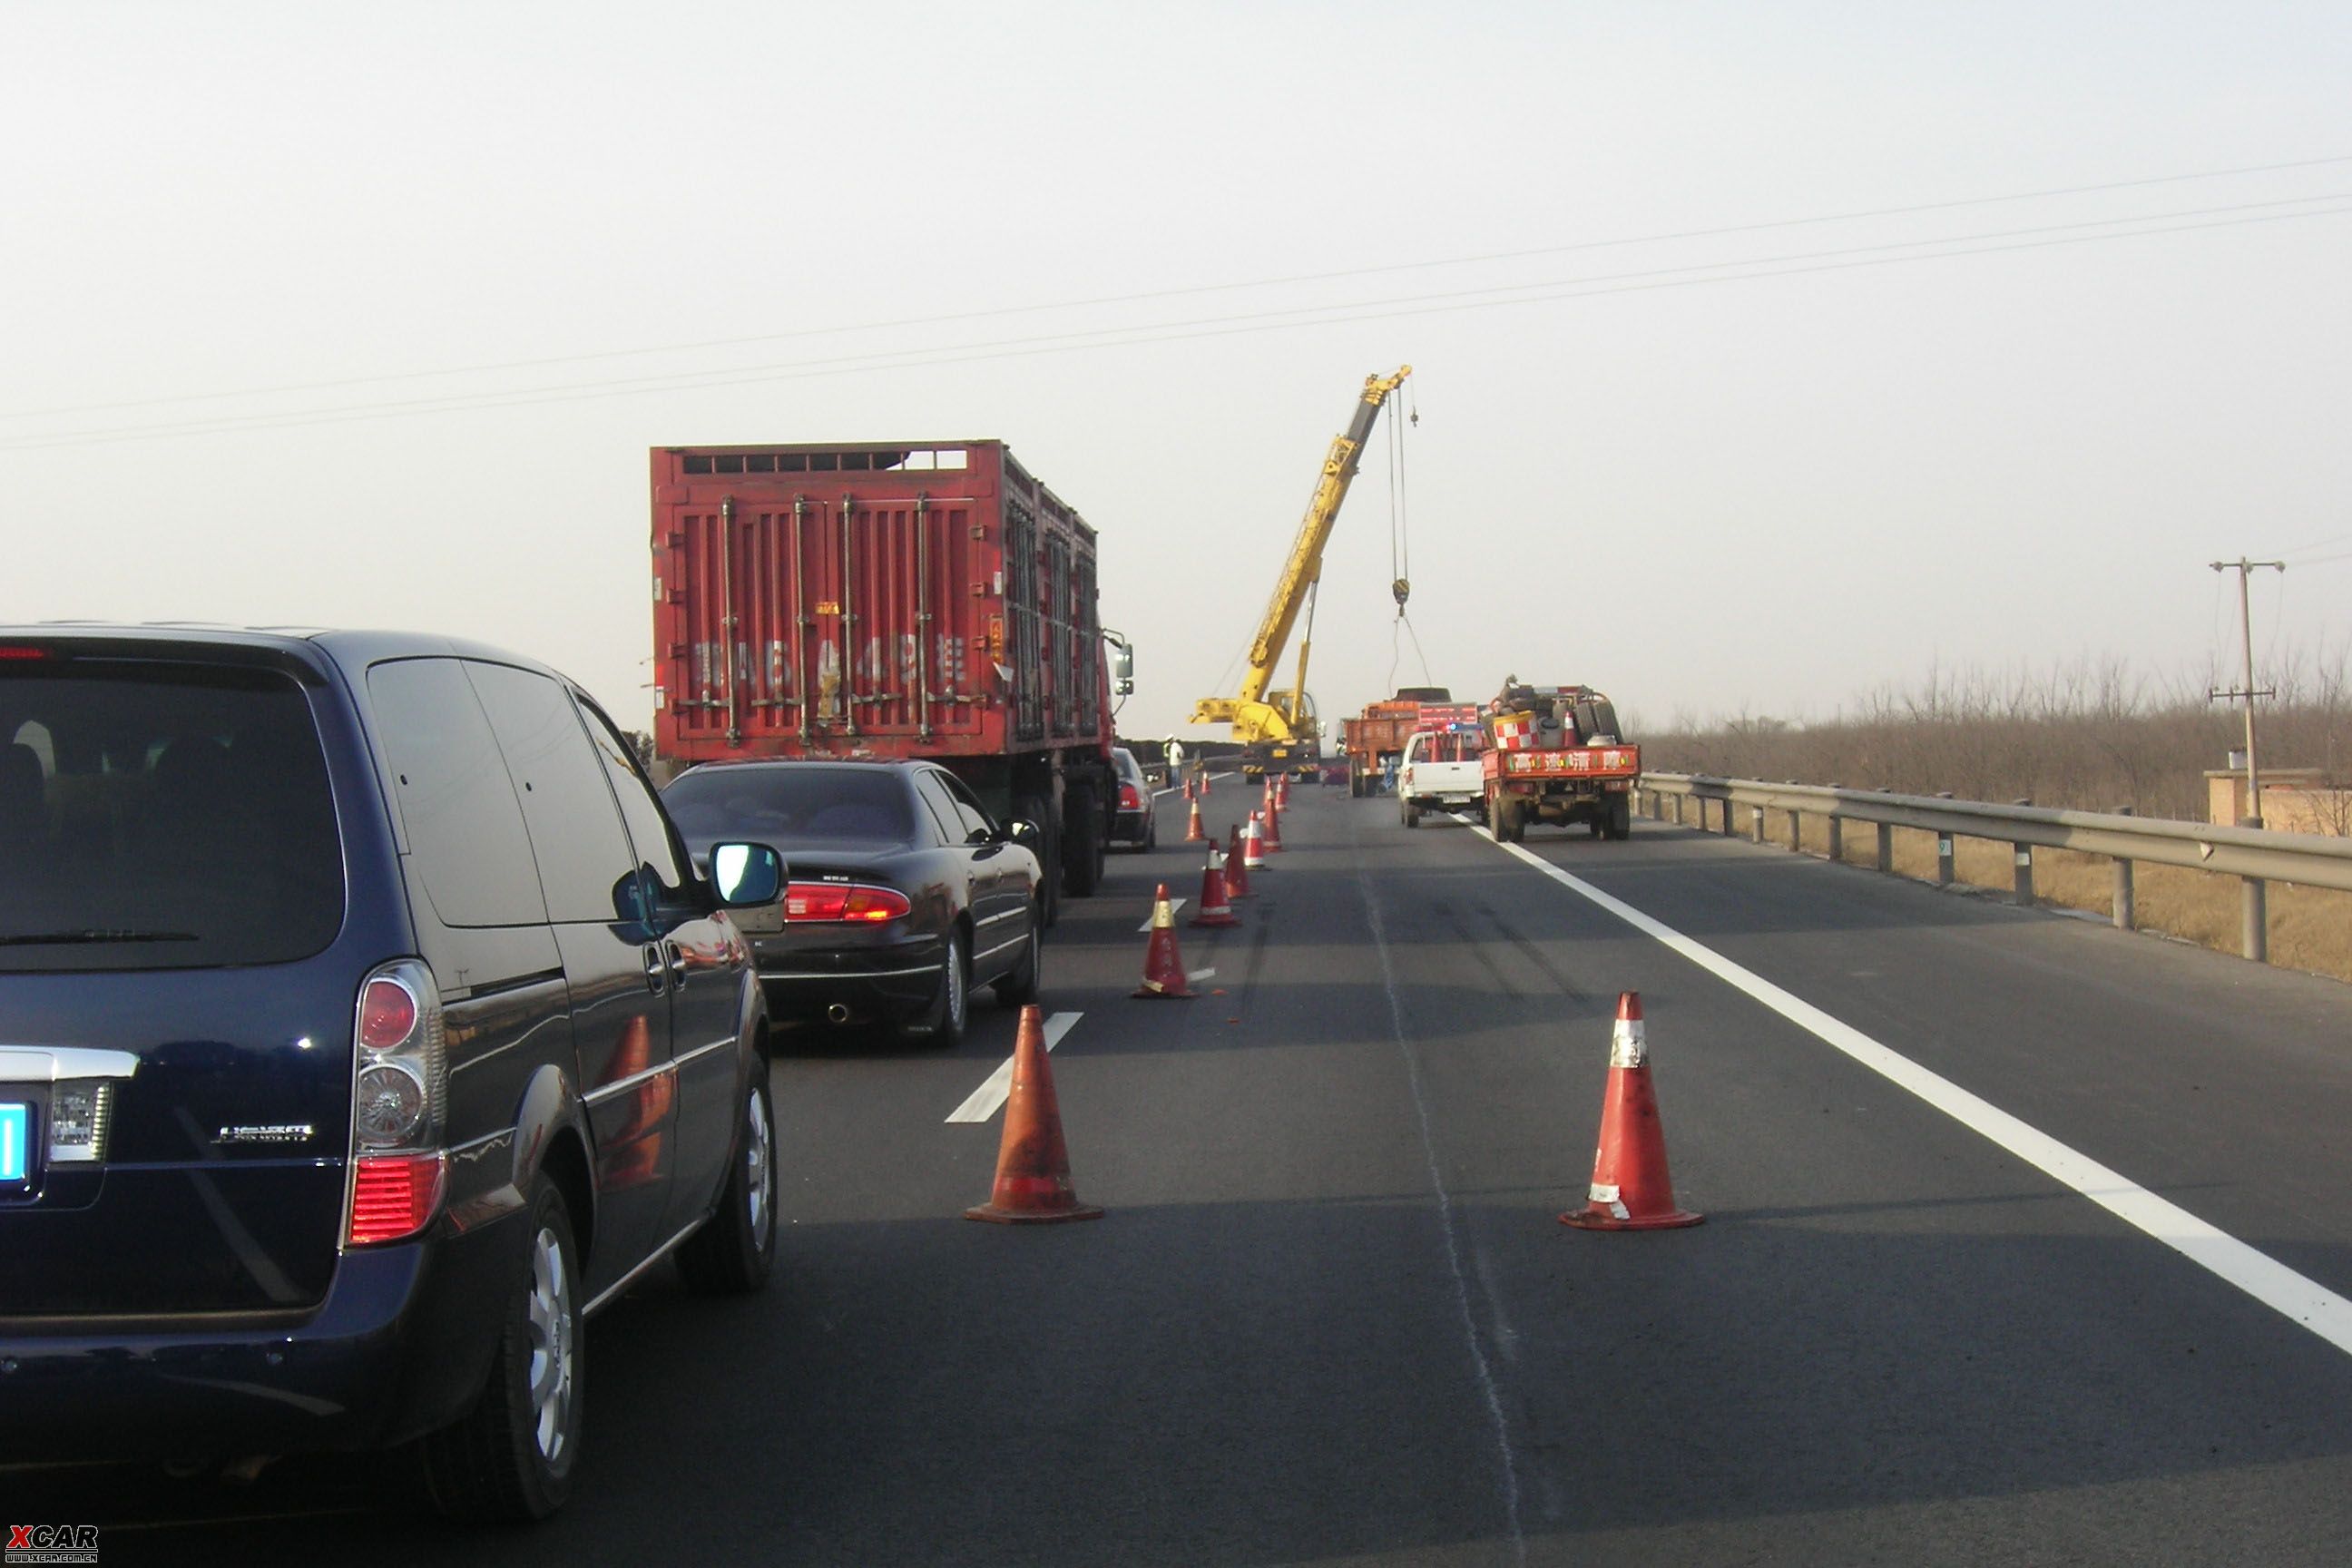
1640, 772, 2352, 965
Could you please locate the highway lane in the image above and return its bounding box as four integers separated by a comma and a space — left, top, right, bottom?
25, 779, 2352, 1564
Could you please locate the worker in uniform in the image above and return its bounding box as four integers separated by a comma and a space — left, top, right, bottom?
1164, 735, 1185, 786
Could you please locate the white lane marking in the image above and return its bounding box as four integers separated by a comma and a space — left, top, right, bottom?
1138, 897, 1189, 930
1482, 826, 2352, 1360
945, 1011, 1083, 1124
1355, 840, 1528, 1562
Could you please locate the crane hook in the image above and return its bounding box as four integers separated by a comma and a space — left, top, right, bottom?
1392, 576, 1411, 612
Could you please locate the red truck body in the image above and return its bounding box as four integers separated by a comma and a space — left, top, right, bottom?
1479, 683, 1640, 842
651, 439, 1114, 903
1339, 691, 1473, 795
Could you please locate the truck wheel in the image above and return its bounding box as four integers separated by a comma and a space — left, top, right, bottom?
1607, 795, 1632, 841
1063, 787, 1102, 897
1017, 796, 1060, 926
1501, 799, 1526, 844
1486, 794, 1504, 838
1401, 799, 1420, 828
1588, 810, 1606, 840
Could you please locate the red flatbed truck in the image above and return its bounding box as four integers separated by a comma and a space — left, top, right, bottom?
650, 439, 1122, 918
1480, 681, 1641, 842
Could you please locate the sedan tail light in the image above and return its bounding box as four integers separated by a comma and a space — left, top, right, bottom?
1119, 783, 1142, 811
783, 881, 912, 923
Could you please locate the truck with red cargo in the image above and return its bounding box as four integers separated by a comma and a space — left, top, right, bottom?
1480, 681, 1640, 842
1339, 686, 1462, 795
650, 440, 1122, 917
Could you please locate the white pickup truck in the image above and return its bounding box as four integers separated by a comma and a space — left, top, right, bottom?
1397, 728, 1485, 827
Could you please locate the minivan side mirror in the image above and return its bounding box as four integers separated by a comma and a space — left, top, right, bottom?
1006, 818, 1043, 852
709, 841, 786, 906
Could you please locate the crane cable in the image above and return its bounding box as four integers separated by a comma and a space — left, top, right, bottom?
1383, 382, 1434, 692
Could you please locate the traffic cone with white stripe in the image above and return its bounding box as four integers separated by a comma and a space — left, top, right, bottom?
1223, 828, 1252, 899
1190, 844, 1240, 927
1560, 992, 1703, 1231
1184, 798, 1207, 842
1260, 795, 1286, 853
1242, 811, 1268, 870
1276, 773, 1290, 809
965, 1004, 1102, 1225
1132, 883, 1196, 999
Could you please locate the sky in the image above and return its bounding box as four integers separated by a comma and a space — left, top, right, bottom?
5, 1, 2348, 742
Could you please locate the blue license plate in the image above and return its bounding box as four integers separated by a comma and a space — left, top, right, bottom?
0, 1103, 26, 1182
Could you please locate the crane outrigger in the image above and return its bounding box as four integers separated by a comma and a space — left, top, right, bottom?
1191, 365, 1412, 778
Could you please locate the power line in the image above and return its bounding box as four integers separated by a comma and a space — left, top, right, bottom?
5, 200, 2347, 454
5, 152, 2350, 425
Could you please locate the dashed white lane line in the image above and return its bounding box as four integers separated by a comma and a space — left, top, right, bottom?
945, 1011, 1083, 1124
1483, 825, 2352, 1360
1138, 897, 1189, 930
1187, 967, 1217, 983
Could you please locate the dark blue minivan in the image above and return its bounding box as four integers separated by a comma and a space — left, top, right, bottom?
0, 627, 785, 1521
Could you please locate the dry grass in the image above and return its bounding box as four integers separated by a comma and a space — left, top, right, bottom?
1639, 656, 2352, 985
1661, 798, 2352, 984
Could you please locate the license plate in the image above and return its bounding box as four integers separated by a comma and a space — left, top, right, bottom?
0, 1103, 28, 1183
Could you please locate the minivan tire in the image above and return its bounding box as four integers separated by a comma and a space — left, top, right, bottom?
418, 1176, 583, 1523
676, 1070, 778, 1296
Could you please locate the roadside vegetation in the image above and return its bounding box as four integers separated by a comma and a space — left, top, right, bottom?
1634, 653, 2352, 982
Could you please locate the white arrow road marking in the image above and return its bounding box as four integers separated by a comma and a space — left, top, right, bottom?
1483, 824, 2352, 1361
945, 1011, 1083, 1124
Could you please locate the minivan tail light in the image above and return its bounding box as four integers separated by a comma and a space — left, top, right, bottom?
782, 882, 911, 923
347, 959, 448, 1245
348, 1152, 447, 1246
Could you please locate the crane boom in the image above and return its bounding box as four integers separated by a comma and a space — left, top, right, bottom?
1191, 365, 1411, 775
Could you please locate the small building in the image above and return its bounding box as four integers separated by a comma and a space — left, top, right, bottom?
2205, 768, 2352, 834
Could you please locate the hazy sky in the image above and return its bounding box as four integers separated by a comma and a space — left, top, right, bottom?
5, 2, 2348, 741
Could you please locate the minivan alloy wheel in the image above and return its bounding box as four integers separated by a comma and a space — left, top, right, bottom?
527, 1221, 577, 1466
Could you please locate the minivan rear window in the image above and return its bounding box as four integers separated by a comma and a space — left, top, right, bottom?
0, 660, 344, 972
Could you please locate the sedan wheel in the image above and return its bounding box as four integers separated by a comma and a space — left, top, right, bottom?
905, 929, 970, 1047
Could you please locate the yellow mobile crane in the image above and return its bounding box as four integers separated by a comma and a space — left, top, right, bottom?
1191, 365, 1412, 778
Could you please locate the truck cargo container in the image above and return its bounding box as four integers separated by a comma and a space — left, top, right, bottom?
1339, 688, 1465, 795
651, 440, 1117, 916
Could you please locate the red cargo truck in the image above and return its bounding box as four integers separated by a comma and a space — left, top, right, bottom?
651, 440, 1120, 916
1339, 687, 1463, 796
1480, 681, 1641, 842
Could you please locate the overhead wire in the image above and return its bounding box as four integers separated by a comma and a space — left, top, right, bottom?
9, 151, 2347, 425
6, 198, 2350, 453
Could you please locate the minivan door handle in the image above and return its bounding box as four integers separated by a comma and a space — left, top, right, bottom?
663, 939, 689, 987
641, 944, 668, 995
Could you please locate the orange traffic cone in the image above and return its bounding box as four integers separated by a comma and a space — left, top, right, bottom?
1260, 797, 1286, 853
1184, 798, 1207, 842
1181, 775, 1195, 801
1242, 811, 1268, 870
1560, 993, 1703, 1231
1276, 773, 1290, 809
964, 1004, 1103, 1225
1132, 883, 1196, 998
1190, 845, 1240, 927
1198, 769, 1210, 799
1223, 831, 1252, 899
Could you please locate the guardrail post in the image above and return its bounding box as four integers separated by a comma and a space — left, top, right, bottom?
2243, 878, 2269, 963
1877, 821, 1893, 873
1824, 785, 1841, 862
1935, 793, 1955, 885
1750, 804, 1765, 843
2112, 806, 2135, 930
1720, 798, 1737, 838
2013, 844, 2034, 906
1671, 794, 1684, 826
1788, 808, 1803, 851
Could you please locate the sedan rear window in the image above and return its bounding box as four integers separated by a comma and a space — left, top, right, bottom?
663, 766, 913, 848
0, 659, 344, 972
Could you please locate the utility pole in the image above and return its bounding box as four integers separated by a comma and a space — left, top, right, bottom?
2209, 556, 2285, 966
2208, 558, 2286, 827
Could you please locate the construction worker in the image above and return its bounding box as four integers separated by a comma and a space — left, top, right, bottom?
1164, 735, 1185, 782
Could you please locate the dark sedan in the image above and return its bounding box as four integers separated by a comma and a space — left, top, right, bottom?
662, 760, 1044, 1045
1109, 745, 1157, 850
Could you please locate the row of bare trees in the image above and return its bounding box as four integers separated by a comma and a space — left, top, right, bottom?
1636, 651, 2352, 826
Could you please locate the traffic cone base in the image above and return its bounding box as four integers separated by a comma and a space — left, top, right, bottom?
965, 1004, 1102, 1224
1133, 883, 1196, 998
1559, 992, 1703, 1232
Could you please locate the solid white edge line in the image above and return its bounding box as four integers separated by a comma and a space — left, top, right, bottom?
1139, 897, 1189, 930
1480, 824, 2352, 1358
945, 1010, 1083, 1124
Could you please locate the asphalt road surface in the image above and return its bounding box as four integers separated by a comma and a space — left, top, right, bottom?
22, 778, 2352, 1565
